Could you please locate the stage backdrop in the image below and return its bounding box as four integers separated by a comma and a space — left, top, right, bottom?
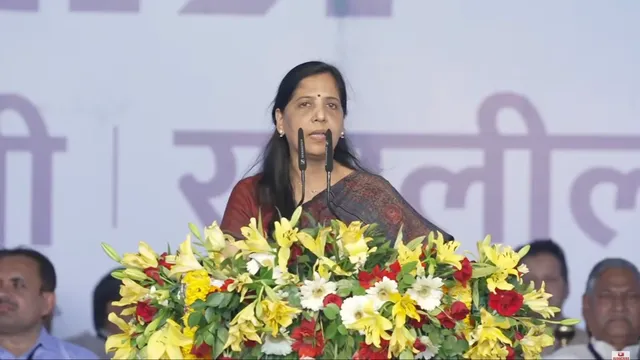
1, 0, 639, 338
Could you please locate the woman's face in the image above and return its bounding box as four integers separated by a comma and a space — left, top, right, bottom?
275, 72, 344, 160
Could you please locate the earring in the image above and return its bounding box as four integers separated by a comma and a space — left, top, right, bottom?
340, 131, 345, 138
279, 130, 284, 137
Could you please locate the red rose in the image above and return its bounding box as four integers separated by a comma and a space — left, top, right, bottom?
515, 332, 524, 340
436, 311, 456, 329
291, 319, 324, 358
358, 265, 395, 289
354, 340, 389, 360
413, 338, 426, 352
143, 267, 164, 286
454, 257, 472, 287
409, 313, 430, 329
324, 243, 335, 255
288, 244, 304, 266
384, 204, 403, 225
488, 289, 524, 317
191, 342, 212, 358
243, 340, 258, 348
506, 345, 516, 360
323, 294, 343, 308
158, 252, 173, 269
135, 300, 157, 323
220, 279, 234, 292
449, 301, 470, 321
389, 261, 401, 275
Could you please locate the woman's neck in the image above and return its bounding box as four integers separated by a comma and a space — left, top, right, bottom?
290, 160, 331, 191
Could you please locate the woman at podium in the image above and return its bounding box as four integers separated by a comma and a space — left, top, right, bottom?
221, 61, 453, 244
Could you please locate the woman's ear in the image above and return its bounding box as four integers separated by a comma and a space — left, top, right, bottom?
275, 108, 284, 133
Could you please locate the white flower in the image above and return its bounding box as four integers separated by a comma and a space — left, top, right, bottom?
276, 290, 290, 300
246, 253, 275, 275
340, 296, 373, 327
261, 333, 293, 356
407, 275, 444, 311
365, 276, 399, 309
300, 273, 337, 311
415, 336, 439, 359
211, 279, 225, 288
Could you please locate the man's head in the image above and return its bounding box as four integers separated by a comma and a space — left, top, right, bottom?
583, 258, 640, 350
0, 248, 56, 335
518, 239, 569, 309
94, 268, 124, 337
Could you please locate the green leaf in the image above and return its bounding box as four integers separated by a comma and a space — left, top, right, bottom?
204, 331, 215, 346
472, 281, 480, 311
188, 311, 203, 327
336, 287, 351, 297
399, 349, 414, 360
560, 318, 581, 326
206, 292, 225, 308
296, 255, 310, 264
219, 293, 233, 308
214, 327, 229, 359
351, 286, 366, 296
401, 261, 418, 275
337, 324, 348, 335
205, 307, 216, 322
263, 285, 279, 301
325, 321, 338, 339
471, 263, 498, 278
188, 223, 202, 240
323, 304, 340, 320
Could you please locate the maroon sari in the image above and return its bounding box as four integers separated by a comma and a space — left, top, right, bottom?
221, 171, 454, 243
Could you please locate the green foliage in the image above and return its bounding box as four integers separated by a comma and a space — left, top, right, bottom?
322, 304, 340, 320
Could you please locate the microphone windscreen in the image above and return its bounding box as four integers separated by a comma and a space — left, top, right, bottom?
325, 129, 333, 172
298, 128, 306, 170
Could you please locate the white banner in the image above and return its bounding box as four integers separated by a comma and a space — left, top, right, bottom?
1, 0, 638, 338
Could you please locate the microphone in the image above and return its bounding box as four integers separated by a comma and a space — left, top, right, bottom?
325, 129, 337, 216
296, 128, 307, 208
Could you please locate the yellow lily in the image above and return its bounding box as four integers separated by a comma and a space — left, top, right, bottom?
429, 231, 464, 269
168, 235, 203, 278
298, 226, 329, 258
273, 207, 314, 271
396, 241, 421, 268
234, 218, 272, 254
121, 241, 158, 269
224, 322, 262, 352
203, 221, 227, 253
519, 325, 555, 358
226, 273, 254, 301
314, 257, 352, 279
390, 293, 420, 328
465, 308, 512, 358
260, 298, 302, 336
337, 221, 375, 267
349, 301, 393, 348
146, 319, 192, 359
105, 313, 137, 359
389, 326, 416, 357
112, 278, 149, 306
483, 243, 527, 293
523, 281, 559, 319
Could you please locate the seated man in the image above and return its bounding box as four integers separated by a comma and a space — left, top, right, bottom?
518, 239, 588, 355
0, 248, 98, 359
547, 258, 640, 359
67, 268, 124, 359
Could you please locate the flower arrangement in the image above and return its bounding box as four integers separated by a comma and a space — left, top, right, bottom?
102, 207, 578, 359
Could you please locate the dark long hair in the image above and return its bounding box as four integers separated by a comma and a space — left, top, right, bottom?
256, 61, 364, 228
